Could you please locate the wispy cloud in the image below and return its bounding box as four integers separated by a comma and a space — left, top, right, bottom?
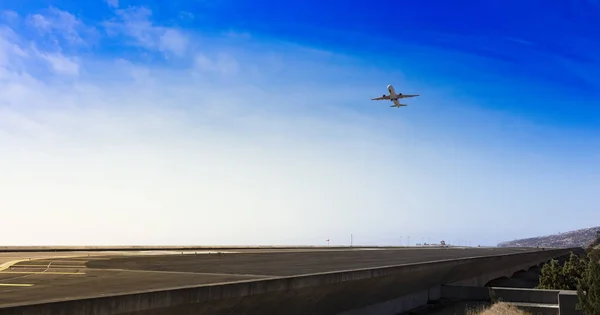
35, 49, 79, 76
193, 52, 238, 75
0, 26, 28, 68
1, 10, 18, 23
105, 0, 119, 9
26, 7, 96, 48
103, 6, 189, 57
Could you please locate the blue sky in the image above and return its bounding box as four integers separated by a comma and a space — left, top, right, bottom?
0, 0, 598, 247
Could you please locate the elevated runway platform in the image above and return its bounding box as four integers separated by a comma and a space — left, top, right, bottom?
0, 246, 579, 315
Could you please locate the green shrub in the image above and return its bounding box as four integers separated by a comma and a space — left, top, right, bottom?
577, 249, 600, 315
537, 258, 564, 290
562, 252, 587, 290
538, 252, 587, 290
536, 234, 600, 314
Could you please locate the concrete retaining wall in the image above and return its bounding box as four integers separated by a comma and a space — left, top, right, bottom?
0, 248, 577, 315
442, 286, 560, 304
338, 286, 442, 315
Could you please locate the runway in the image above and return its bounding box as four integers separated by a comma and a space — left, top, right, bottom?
0, 247, 540, 308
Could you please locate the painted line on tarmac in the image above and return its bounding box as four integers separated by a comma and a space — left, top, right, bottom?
10, 264, 84, 268
0, 271, 86, 275
0, 260, 30, 272
0, 283, 34, 287
0, 255, 96, 272
31, 260, 90, 263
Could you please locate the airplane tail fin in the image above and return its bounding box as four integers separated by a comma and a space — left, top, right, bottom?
391, 104, 407, 107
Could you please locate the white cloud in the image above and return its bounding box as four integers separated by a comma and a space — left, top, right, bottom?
26, 7, 92, 47
0, 6, 598, 247
178, 11, 194, 21
1, 10, 18, 21
0, 27, 28, 68
159, 29, 188, 57
0, 24, 78, 77
105, 0, 119, 8
1, 11, 19, 29
37, 50, 79, 76
193, 52, 238, 75
29, 14, 51, 31
104, 6, 188, 57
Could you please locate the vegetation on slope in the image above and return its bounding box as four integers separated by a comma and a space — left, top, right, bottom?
498, 226, 600, 248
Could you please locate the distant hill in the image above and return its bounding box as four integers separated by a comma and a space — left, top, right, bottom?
498, 226, 600, 248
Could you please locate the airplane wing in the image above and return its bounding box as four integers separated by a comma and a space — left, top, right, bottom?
371, 95, 390, 100
399, 94, 419, 98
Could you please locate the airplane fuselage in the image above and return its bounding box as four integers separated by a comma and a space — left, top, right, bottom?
387, 84, 398, 99
387, 84, 407, 100
387, 85, 404, 107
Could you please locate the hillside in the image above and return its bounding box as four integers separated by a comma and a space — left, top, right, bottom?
498, 226, 600, 248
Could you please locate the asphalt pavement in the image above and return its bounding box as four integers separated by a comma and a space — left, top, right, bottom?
0, 247, 539, 308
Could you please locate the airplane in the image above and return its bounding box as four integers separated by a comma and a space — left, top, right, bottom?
371, 84, 419, 108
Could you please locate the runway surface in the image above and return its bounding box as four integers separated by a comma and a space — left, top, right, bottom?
0, 247, 539, 308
